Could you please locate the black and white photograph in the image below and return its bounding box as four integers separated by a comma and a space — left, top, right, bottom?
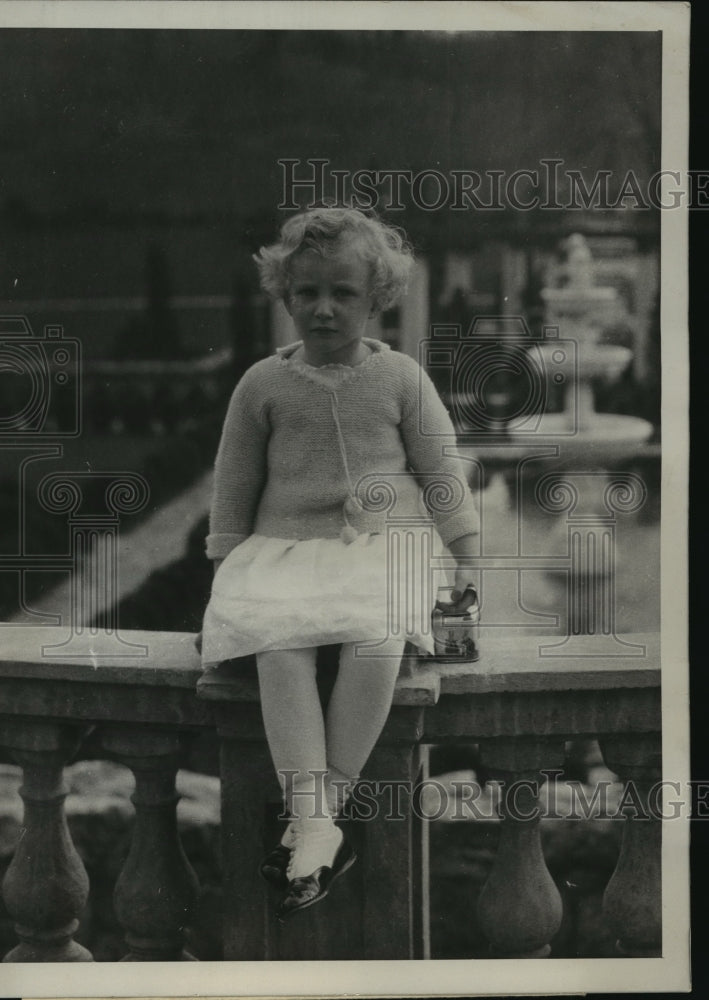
0, 2, 690, 997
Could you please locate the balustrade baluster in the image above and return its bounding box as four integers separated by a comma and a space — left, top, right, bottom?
475, 738, 564, 958
0, 720, 92, 962
214, 709, 276, 962
102, 728, 199, 961
600, 734, 662, 957
359, 739, 428, 959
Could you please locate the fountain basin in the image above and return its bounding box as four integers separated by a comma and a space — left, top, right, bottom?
456, 413, 654, 470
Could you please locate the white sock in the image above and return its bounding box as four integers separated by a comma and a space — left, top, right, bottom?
286, 817, 343, 880
279, 820, 297, 849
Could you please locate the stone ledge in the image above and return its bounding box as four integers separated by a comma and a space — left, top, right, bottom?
0, 626, 202, 688
0, 627, 660, 709
434, 631, 660, 695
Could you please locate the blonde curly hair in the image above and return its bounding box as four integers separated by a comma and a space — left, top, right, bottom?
253, 206, 415, 312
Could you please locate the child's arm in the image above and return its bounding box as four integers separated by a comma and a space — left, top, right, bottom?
398, 356, 480, 578
207, 365, 270, 565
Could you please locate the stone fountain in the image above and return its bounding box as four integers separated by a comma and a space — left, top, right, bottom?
530, 232, 654, 466
451, 233, 655, 653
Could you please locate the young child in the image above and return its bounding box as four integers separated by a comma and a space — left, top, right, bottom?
201, 206, 479, 920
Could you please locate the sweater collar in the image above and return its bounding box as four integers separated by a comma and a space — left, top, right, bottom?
275, 337, 391, 367
275, 337, 391, 388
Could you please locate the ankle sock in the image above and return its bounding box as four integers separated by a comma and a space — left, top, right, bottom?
279, 819, 297, 849
286, 817, 343, 880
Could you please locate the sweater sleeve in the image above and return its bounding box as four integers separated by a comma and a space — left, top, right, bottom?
205, 364, 270, 560
398, 355, 480, 546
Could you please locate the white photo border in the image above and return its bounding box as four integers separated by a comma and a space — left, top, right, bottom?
0, 1, 690, 997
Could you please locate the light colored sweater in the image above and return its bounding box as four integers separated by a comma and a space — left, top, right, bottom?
206, 338, 479, 559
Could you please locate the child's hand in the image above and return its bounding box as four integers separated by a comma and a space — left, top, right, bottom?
451, 570, 476, 603
447, 533, 477, 601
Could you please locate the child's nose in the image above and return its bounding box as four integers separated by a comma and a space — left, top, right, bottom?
314, 295, 335, 316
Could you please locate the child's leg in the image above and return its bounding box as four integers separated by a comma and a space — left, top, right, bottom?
256, 647, 343, 880
256, 647, 327, 817
324, 637, 406, 804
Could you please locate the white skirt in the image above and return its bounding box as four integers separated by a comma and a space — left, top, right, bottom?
200, 530, 453, 669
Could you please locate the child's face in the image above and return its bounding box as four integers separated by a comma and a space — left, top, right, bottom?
285, 246, 375, 360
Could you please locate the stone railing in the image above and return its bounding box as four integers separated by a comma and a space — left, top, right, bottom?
0, 625, 661, 961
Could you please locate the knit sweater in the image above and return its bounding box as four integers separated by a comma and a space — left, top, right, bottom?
206, 338, 479, 559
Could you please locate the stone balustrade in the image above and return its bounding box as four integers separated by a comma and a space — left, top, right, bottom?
0, 625, 661, 961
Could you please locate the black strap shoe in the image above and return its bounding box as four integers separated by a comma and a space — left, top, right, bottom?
276, 838, 357, 921
259, 844, 291, 890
